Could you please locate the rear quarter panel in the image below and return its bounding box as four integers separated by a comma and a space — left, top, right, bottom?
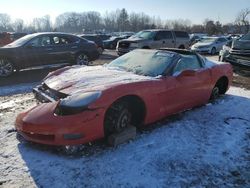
209, 63, 233, 91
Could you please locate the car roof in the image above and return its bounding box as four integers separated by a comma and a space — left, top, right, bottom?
26, 32, 78, 37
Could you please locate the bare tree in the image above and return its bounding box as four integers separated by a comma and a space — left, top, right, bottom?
31, 15, 52, 32
12, 19, 24, 32
235, 8, 250, 33
0, 13, 12, 32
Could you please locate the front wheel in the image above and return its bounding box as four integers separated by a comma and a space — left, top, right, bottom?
75, 53, 89, 65
0, 58, 14, 77
104, 102, 132, 136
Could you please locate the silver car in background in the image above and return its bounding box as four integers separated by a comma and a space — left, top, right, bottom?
191, 37, 228, 55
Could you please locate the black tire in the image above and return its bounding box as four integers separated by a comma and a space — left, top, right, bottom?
75, 53, 89, 65
211, 47, 216, 55
104, 101, 132, 136
0, 58, 14, 77
210, 78, 227, 101
97, 47, 104, 55
210, 85, 220, 101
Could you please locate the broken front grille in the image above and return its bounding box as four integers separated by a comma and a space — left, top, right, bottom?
33, 83, 68, 103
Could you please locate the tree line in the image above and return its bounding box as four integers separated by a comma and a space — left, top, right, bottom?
0, 8, 249, 35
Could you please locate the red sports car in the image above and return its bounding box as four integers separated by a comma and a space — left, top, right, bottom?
15, 49, 233, 146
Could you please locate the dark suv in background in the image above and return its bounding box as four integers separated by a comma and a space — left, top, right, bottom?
80, 34, 104, 54
116, 29, 190, 55
0, 32, 99, 77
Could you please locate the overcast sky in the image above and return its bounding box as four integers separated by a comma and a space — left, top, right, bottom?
0, 0, 249, 24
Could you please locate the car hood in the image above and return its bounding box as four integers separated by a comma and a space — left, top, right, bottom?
193, 42, 213, 47
44, 65, 155, 95
120, 37, 147, 43
232, 39, 250, 50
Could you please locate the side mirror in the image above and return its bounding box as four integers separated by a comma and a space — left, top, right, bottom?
178, 70, 196, 77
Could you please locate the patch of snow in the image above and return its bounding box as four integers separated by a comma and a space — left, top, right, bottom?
0, 82, 39, 96
0, 87, 250, 187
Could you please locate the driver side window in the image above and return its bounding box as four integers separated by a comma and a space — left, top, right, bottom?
173, 55, 202, 76
27, 36, 51, 47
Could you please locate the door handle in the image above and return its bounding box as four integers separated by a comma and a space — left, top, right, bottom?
46, 48, 53, 51
162, 41, 165, 44
71, 46, 78, 49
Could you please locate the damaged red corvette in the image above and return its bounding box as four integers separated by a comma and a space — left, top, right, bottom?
15, 49, 233, 146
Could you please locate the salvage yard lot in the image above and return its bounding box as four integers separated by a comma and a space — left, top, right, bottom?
0, 50, 250, 187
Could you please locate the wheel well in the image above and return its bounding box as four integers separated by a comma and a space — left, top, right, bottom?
216, 76, 228, 94
105, 95, 146, 127
142, 46, 150, 49
178, 45, 185, 49
0, 56, 17, 69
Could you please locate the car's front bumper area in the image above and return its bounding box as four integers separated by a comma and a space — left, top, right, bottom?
191, 47, 211, 54
224, 53, 250, 71
33, 83, 67, 103
15, 102, 105, 146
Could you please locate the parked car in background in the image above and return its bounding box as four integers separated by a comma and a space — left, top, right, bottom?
191, 37, 228, 55
0, 32, 99, 77
103, 36, 128, 49
0, 32, 12, 47
16, 48, 232, 146
80, 34, 104, 54
0, 32, 27, 47
219, 32, 250, 71
97, 34, 111, 41
10, 32, 27, 41
189, 33, 207, 45
116, 29, 190, 56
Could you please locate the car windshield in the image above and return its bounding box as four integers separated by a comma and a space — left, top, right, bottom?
131, 31, 155, 40
6, 34, 36, 47
199, 37, 217, 43
107, 50, 174, 77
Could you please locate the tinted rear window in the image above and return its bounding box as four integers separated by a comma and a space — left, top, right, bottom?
174, 31, 189, 38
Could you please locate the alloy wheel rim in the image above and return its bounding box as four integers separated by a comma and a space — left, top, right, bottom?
77, 54, 89, 65
0, 59, 13, 77
116, 111, 131, 131
212, 87, 219, 99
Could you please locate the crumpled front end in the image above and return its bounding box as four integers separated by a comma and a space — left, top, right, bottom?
224, 40, 250, 70
15, 101, 105, 146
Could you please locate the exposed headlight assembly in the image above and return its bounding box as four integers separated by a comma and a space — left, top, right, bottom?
54, 91, 102, 116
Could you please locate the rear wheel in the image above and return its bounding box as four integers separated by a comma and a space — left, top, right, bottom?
210, 77, 228, 101
210, 86, 220, 100
97, 47, 104, 54
75, 53, 89, 65
0, 58, 14, 77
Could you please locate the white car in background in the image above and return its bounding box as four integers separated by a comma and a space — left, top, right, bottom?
191, 37, 228, 55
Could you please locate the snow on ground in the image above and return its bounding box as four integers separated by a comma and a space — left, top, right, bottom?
0, 87, 250, 188
0, 82, 39, 97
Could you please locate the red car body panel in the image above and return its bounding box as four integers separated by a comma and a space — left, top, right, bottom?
15, 52, 233, 146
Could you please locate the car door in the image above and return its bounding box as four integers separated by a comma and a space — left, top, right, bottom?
19, 35, 54, 67
159, 54, 211, 116
49, 35, 74, 64
152, 31, 175, 49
